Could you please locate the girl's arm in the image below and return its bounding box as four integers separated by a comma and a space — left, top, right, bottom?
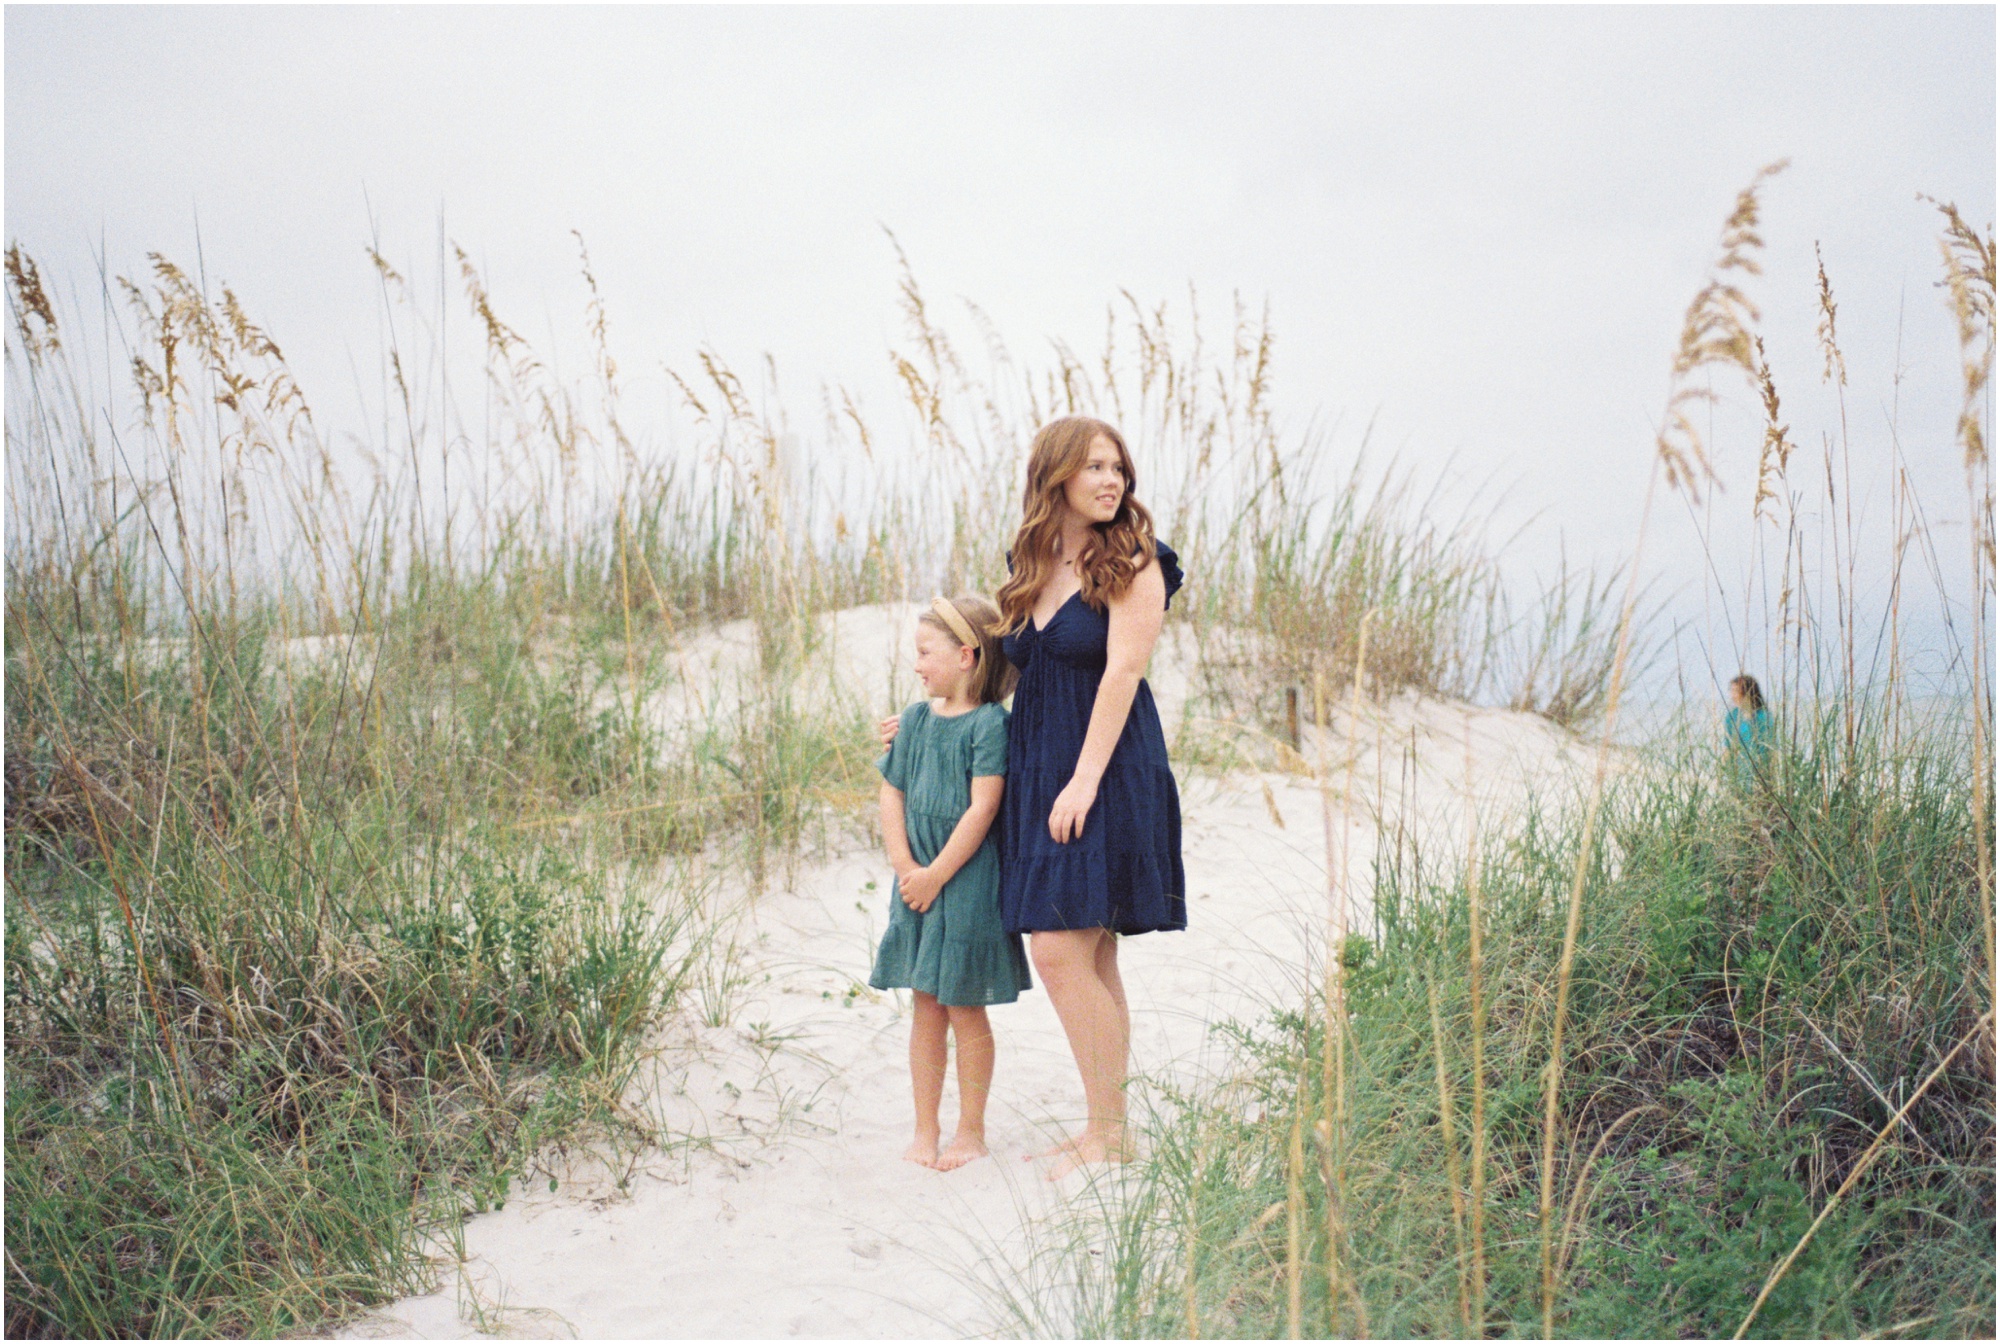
1048, 557, 1167, 843
881, 782, 919, 879
897, 776, 1003, 911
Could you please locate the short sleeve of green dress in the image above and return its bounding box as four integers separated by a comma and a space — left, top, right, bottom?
970, 702, 1007, 779
869, 702, 1033, 1007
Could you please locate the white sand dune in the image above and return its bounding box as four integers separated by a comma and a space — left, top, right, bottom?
344, 605, 1606, 1340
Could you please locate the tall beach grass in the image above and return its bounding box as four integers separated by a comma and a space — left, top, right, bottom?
972, 177, 1994, 1340
12, 162, 1979, 1339
4, 219, 1635, 1336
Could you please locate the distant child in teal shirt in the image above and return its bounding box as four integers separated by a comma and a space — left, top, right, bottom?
1724, 674, 1774, 787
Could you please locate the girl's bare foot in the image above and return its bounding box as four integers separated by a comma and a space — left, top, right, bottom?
904, 1134, 940, 1167
934, 1132, 989, 1171
1043, 1130, 1130, 1181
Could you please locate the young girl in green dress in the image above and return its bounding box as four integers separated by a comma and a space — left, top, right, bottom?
871, 594, 1032, 1170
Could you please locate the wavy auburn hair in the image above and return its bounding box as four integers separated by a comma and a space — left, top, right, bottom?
996, 416, 1157, 633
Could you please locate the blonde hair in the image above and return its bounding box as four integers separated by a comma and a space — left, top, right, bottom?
918, 593, 1018, 705
995, 416, 1157, 633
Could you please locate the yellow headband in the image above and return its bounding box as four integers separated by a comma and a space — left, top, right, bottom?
929, 596, 980, 651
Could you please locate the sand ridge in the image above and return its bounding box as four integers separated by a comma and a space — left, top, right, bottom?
344, 605, 1604, 1339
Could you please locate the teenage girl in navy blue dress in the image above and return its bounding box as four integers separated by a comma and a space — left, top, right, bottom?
882, 415, 1185, 1177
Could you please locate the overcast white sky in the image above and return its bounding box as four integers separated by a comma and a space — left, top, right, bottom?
6, 5, 1994, 687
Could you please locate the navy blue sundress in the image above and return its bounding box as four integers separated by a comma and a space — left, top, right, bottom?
998, 539, 1186, 936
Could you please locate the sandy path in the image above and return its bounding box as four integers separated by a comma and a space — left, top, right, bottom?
345, 611, 1597, 1339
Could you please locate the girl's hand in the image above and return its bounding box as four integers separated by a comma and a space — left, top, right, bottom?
899, 865, 943, 912
878, 715, 901, 748
1048, 776, 1098, 843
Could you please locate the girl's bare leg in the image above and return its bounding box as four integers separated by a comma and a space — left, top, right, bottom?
1030, 929, 1132, 1177
935, 1005, 994, 1170
1093, 930, 1131, 1080
906, 992, 947, 1166
1029, 930, 1130, 1160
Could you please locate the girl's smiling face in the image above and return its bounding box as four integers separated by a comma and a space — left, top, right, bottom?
1060, 436, 1128, 526
913, 622, 974, 699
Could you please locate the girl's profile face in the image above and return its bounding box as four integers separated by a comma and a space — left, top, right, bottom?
1059, 436, 1128, 527
913, 623, 974, 698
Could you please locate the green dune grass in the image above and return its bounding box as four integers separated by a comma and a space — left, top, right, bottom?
3, 179, 1987, 1336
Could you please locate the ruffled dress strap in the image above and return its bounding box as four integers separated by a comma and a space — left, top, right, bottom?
1153, 537, 1184, 608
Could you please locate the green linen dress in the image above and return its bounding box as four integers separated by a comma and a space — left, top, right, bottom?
869, 700, 1033, 1007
